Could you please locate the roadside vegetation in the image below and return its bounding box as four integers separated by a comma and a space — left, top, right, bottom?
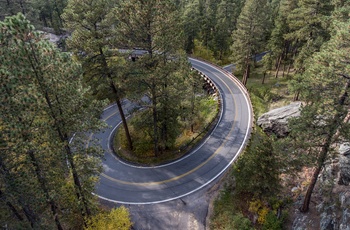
1, 0, 349, 229
114, 93, 220, 165
209, 64, 293, 229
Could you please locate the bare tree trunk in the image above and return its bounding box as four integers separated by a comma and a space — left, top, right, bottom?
293, 91, 300, 101
262, 71, 266, 84
53, 0, 63, 32
242, 55, 250, 86
0, 158, 36, 226
99, 48, 133, 150
152, 84, 159, 156
242, 63, 250, 86
110, 82, 133, 150
21, 204, 37, 228
300, 173, 316, 212
275, 54, 282, 78
19, 0, 25, 14
283, 41, 290, 60
300, 79, 350, 212
286, 62, 292, 77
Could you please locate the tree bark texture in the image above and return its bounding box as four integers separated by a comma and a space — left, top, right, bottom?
300, 79, 350, 212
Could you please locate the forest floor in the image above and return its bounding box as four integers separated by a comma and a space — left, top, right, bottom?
284, 167, 321, 230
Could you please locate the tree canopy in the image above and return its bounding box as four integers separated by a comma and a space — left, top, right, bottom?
0, 13, 104, 228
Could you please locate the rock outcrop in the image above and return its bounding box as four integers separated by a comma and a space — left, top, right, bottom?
339, 191, 350, 230
308, 143, 350, 230
339, 143, 350, 186
257, 102, 302, 137
259, 103, 350, 230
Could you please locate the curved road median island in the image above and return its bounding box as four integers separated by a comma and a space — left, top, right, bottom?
89, 58, 253, 204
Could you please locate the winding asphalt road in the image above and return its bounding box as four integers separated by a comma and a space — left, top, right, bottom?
91, 58, 253, 204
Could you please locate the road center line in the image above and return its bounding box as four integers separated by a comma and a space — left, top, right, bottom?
100, 62, 238, 185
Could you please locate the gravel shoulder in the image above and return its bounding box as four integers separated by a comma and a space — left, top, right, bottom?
99, 173, 227, 230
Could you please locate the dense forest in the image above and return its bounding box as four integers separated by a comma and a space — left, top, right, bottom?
1, 0, 350, 229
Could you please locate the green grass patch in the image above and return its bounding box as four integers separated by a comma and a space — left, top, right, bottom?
113, 95, 220, 165
235, 64, 295, 118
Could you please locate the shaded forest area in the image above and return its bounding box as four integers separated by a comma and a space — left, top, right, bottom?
1, 0, 350, 229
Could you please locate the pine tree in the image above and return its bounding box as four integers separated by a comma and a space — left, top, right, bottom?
212, 0, 244, 60
115, 0, 192, 156
285, 0, 334, 73
233, 128, 281, 198
286, 18, 350, 212
266, 0, 298, 78
62, 0, 134, 150
230, 0, 271, 85
0, 13, 103, 227
31, 0, 66, 33
182, 0, 201, 54
201, 0, 219, 49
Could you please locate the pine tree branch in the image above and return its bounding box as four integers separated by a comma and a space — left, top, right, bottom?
340, 74, 350, 80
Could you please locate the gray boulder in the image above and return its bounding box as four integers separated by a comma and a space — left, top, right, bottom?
257, 102, 302, 137
339, 191, 350, 230
339, 143, 350, 186
320, 205, 338, 230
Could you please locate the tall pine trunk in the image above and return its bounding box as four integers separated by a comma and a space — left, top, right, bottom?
300, 140, 330, 212
99, 48, 133, 150
242, 62, 250, 86
151, 83, 159, 157
282, 62, 286, 77
300, 79, 350, 212
262, 71, 266, 84
242, 55, 250, 86
286, 61, 292, 77
110, 82, 133, 151
25, 44, 92, 220
275, 54, 282, 78
21, 204, 38, 228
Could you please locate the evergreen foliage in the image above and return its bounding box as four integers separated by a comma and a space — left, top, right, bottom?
285, 0, 334, 73
115, 0, 193, 156
0, 13, 104, 228
0, 0, 67, 33
62, 0, 134, 150
2, 0, 350, 228
284, 17, 350, 212
230, 0, 272, 85
233, 128, 280, 198
182, 0, 201, 54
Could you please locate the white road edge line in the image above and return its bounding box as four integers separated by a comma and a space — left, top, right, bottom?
104, 80, 224, 169
95, 58, 253, 205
